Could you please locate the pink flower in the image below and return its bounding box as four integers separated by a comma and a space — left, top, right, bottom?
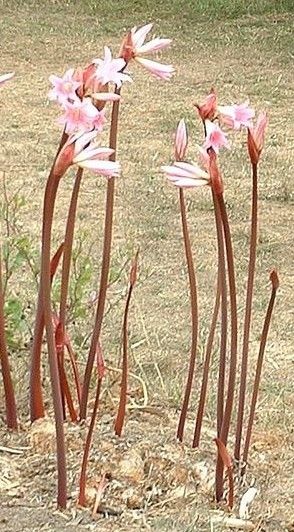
48, 68, 81, 103
174, 119, 188, 161
54, 130, 121, 179
120, 23, 174, 80
58, 97, 99, 134
162, 161, 210, 189
0, 72, 14, 86
194, 90, 217, 121
203, 120, 229, 153
93, 47, 132, 88
247, 112, 268, 164
218, 101, 255, 130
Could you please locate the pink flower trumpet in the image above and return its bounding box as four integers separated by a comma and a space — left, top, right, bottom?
218, 101, 255, 130
162, 161, 210, 188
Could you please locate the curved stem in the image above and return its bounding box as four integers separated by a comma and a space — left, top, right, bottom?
0, 251, 17, 429
234, 163, 258, 461
80, 88, 121, 420
215, 192, 238, 502
57, 167, 83, 415
242, 272, 278, 469
30, 243, 64, 422
193, 273, 220, 447
29, 130, 68, 422
212, 191, 228, 437
41, 174, 67, 508
177, 188, 198, 442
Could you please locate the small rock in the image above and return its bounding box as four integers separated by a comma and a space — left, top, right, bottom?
116, 449, 144, 484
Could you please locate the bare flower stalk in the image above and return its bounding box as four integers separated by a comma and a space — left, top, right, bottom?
30, 130, 68, 422
114, 250, 139, 436
177, 187, 199, 442
0, 249, 18, 429
235, 162, 258, 462
242, 270, 279, 470
80, 87, 121, 420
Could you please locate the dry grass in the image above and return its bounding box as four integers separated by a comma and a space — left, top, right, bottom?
1, 0, 294, 530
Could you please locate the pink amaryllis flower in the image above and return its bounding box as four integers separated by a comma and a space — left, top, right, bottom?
0, 72, 14, 86
218, 101, 255, 130
48, 68, 81, 103
120, 23, 174, 80
194, 90, 217, 121
162, 161, 210, 189
203, 120, 229, 153
174, 119, 188, 161
58, 97, 100, 134
53, 130, 121, 179
93, 47, 132, 88
247, 112, 268, 164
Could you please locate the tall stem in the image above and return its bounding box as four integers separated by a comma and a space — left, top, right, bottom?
30, 131, 68, 422
41, 174, 67, 508
234, 163, 258, 461
30, 243, 64, 422
57, 167, 83, 415
215, 192, 238, 502
177, 188, 198, 442
193, 188, 227, 447
212, 191, 228, 437
80, 88, 121, 420
242, 271, 278, 469
0, 250, 17, 429
192, 273, 220, 447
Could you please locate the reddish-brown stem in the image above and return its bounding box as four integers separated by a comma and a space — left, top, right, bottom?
57, 167, 83, 416
242, 270, 279, 469
29, 243, 64, 422
41, 173, 67, 508
29, 131, 67, 422
211, 190, 228, 437
193, 274, 220, 447
215, 438, 234, 509
215, 192, 238, 502
57, 352, 78, 422
80, 88, 121, 420
65, 338, 82, 406
234, 163, 258, 461
0, 250, 18, 429
114, 252, 138, 436
177, 188, 198, 442
78, 377, 102, 506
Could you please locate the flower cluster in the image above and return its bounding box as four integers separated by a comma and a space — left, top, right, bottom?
162, 89, 268, 191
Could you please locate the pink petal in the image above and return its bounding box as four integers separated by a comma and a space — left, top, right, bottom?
135, 57, 174, 80
131, 23, 153, 49
0, 72, 14, 86
174, 119, 188, 160
136, 38, 172, 55
77, 159, 121, 177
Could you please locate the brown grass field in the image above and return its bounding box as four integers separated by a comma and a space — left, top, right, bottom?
0, 0, 294, 530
